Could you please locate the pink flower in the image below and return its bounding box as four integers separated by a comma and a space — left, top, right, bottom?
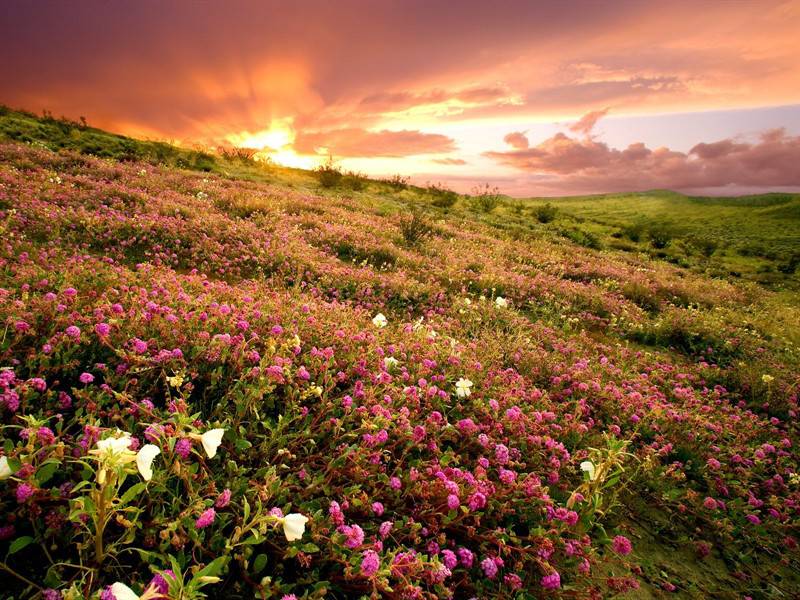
703, 497, 718, 510
611, 535, 632, 555
65, 325, 81, 339
541, 571, 561, 589
361, 549, 380, 577
95, 323, 111, 337
480, 557, 498, 579
447, 494, 460, 510
79, 372, 94, 384
174, 438, 192, 459
389, 476, 402, 490
371, 502, 384, 516
441, 549, 457, 569
16, 483, 35, 503
215, 488, 232, 508
195, 507, 216, 529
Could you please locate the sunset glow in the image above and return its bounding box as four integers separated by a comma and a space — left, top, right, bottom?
1, 0, 799, 194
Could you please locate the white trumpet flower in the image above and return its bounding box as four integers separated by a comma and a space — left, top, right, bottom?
281, 513, 309, 541
136, 444, 160, 481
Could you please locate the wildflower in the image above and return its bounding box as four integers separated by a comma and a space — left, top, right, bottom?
455, 378, 473, 398
447, 494, 460, 510
42, 590, 62, 600
79, 372, 94, 384
761, 374, 774, 384
379, 521, 393, 538
703, 497, 718, 510
65, 325, 81, 339
199, 428, 225, 458
580, 460, 596, 481
135, 444, 160, 481
196, 508, 216, 529
611, 535, 632, 555
282, 513, 309, 541
95, 323, 111, 337
16, 482, 34, 503
110, 583, 139, 600
457, 547, 474, 567
0, 455, 14, 479
372, 313, 387, 328
442, 549, 457, 569
149, 570, 175, 595
480, 557, 498, 579
389, 476, 402, 490
371, 501, 385, 516
541, 571, 561, 589
361, 549, 380, 577
215, 488, 232, 508
174, 438, 192, 459
495, 296, 508, 308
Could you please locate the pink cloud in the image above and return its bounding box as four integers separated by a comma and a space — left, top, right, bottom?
484, 128, 800, 193
431, 157, 467, 165
503, 131, 529, 149
569, 108, 609, 136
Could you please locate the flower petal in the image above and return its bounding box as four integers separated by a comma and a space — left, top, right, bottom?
136, 444, 160, 481
200, 428, 225, 458
282, 513, 309, 541
111, 582, 140, 600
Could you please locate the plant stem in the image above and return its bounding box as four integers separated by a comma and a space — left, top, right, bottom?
0, 560, 42, 590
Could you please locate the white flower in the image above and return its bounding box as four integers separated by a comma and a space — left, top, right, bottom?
455, 378, 473, 398
383, 357, 399, 371
136, 444, 160, 481
372, 313, 387, 328
580, 460, 596, 481
111, 582, 139, 600
495, 296, 508, 308
281, 513, 309, 541
0, 455, 13, 480
200, 428, 225, 459
96, 432, 133, 455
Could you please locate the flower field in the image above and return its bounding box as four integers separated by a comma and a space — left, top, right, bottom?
0, 138, 798, 599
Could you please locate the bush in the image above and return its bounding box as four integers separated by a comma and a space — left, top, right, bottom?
533, 202, 558, 223
621, 222, 646, 242
217, 146, 259, 163
648, 224, 674, 249
315, 155, 343, 188
383, 174, 410, 191
399, 208, 434, 246
426, 182, 459, 208
471, 183, 501, 213
342, 171, 367, 191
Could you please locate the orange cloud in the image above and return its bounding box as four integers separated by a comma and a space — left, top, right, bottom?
569, 108, 609, 137
293, 128, 456, 158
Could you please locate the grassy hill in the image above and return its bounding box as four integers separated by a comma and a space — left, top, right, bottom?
0, 107, 798, 599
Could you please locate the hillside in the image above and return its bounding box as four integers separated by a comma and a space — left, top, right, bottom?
0, 110, 798, 599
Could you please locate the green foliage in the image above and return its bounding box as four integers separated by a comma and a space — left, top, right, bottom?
470, 183, 501, 213
426, 182, 459, 208
533, 202, 558, 223
399, 207, 434, 246
315, 155, 343, 188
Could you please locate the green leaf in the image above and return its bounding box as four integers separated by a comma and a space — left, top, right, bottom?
194, 555, 228, 580
7, 536, 34, 556
243, 496, 251, 522
252, 553, 268, 574
36, 460, 60, 485
301, 542, 320, 553
119, 482, 147, 505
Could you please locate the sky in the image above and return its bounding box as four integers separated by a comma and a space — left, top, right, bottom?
1, 0, 799, 196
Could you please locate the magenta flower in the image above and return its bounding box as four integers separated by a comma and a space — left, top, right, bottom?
611, 535, 633, 555
95, 322, 111, 337
16, 483, 35, 503
79, 372, 94, 384
361, 549, 380, 577
174, 438, 192, 459
195, 507, 216, 529
215, 488, 232, 508
480, 557, 498, 579
541, 571, 561, 589
65, 325, 81, 339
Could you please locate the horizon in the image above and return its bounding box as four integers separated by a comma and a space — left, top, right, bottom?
1, 0, 799, 196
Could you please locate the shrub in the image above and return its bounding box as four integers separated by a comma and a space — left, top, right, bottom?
426, 182, 459, 208
621, 222, 646, 242
471, 183, 501, 213
217, 146, 259, 163
648, 224, 674, 248
533, 202, 558, 223
399, 207, 434, 246
342, 171, 367, 191
383, 174, 410, 191
315, 155, 343, 188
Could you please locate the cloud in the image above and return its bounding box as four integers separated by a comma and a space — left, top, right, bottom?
484, 128, 800, 193
503, 131, 529, 149
431, 157, 467, 165
569, 108, 609, 136
293, 128, 456, 157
